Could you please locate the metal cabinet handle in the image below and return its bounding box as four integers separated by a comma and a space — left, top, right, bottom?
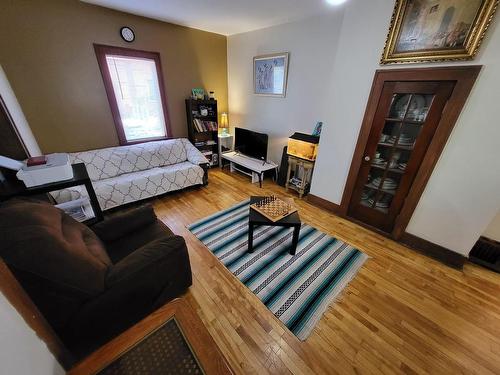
364, 156, 371, 162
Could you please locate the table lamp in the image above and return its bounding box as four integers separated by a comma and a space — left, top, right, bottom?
287, 133, 320, 161
220, 112, 229, 136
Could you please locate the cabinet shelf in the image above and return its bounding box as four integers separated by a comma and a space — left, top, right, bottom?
364, 183, 397, 195
385, 117, 424, 125
371, 164, 405, 174
193, 115, 217, 120
360, 199, 389, 214
195, 130, 218, 134
378, 142, 414, 151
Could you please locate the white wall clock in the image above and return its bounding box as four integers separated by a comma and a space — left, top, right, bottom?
120, 27, 135, 43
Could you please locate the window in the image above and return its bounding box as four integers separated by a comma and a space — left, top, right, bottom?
94, 45, 171, 144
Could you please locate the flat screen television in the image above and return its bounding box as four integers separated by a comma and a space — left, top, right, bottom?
234, 127, 268, 161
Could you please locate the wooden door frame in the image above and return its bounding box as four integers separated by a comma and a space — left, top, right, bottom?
340, 66, 481, 239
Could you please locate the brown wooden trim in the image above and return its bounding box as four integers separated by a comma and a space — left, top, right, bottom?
392, 66, 481, 238
69, 298, 232, 375
0, 259, 74, 369
400, 232, 466, 269
308, 194, 401, 238
306, 194, 341, 214
478, 235, 500, 247
340, 66, 481, 237
93, 44, 172, 145
307, 194, 466, 269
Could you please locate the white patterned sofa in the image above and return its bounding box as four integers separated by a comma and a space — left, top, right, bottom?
51, 138, 209, 210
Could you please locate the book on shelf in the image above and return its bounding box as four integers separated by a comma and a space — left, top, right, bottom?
193, 118, 218, 132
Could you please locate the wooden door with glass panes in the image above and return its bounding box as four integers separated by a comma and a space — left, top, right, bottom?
348, 81, 454, 233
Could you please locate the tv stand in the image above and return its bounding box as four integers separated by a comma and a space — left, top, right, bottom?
221, 151, 278, 187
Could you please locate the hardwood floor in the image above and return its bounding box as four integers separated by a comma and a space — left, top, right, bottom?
152, 169, 500, 375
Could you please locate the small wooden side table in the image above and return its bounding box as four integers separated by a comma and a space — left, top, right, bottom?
285, 155, 315, 198
0, 163, 103, 224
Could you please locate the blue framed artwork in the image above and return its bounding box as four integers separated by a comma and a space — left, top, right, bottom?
254, 52, 289, 97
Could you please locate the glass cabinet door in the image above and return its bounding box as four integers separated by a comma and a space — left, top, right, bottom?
359, 93, 433, 214
348, 81, 454, 233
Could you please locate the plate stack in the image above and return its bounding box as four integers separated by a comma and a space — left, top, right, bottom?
398, 134, 414, 146
386, 134, 414, 147
372, 156, 386, 167
366, 194, 392, 209
361, 188, 375, 201
380, 134, 389, 143
398, 162, 407, 171
371, 177, 398, 191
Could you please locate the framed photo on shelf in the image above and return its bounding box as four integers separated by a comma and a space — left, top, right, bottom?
381, 0, 499, 64
254, 52, 289, 97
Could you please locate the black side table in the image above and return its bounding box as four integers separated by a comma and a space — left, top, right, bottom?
0, 163, 103, 224
248, 196, 301, 255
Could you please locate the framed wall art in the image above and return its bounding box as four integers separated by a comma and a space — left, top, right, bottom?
254, 52, 289, 97
381, 0, 499, 64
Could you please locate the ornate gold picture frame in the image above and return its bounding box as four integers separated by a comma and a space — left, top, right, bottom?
381, 0, 498, 64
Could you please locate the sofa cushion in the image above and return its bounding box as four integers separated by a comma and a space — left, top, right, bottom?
69, 139, 189, 181
0, 199, 110, 295
52, 161, 204, 210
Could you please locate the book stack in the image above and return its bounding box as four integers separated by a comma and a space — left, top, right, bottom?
193, 119, 218, 132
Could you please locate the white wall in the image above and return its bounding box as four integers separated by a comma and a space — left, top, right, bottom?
483, 211, 500, 242
227, 0, 500, 256
0, 292, 64, 375
227, 8, 345, 164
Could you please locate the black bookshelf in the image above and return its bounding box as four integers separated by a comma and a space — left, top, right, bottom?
185, 99, 219, 167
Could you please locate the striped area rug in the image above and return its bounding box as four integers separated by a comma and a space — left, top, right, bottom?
187, 199, 368, 340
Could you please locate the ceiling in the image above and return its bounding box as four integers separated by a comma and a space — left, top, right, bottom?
81, 0, 340, 35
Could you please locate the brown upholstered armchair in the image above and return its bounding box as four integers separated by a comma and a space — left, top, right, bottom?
0, 199, 192, 358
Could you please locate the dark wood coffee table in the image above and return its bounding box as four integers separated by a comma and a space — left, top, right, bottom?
248, 196, 301, 255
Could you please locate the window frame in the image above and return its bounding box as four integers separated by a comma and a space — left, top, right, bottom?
94, 44, 172, 145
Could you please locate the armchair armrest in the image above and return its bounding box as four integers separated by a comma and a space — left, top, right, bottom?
182, 138, 210, 185
106, 236, 188, 287
66, 236, 192, 348
91, 205, 157, 242
183, 138, 210, 165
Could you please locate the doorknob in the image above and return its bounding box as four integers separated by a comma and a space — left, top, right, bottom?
364, 156, 371, 162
